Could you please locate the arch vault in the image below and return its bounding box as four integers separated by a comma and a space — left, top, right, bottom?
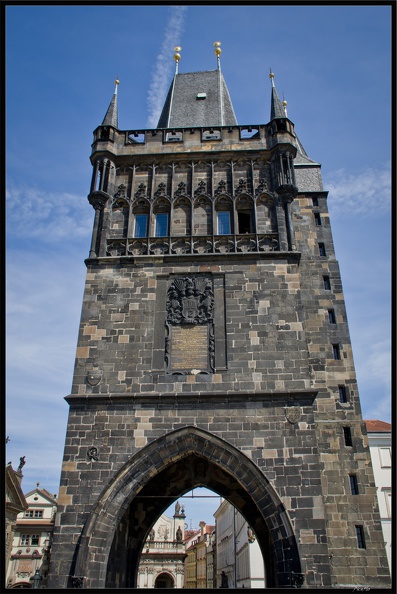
72, 426, 302, 588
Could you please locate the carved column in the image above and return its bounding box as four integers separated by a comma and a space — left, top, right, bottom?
284, 196, 296, 250
88, 193, 107, 258
275, 197, 288, 251
90, 160, 100, 193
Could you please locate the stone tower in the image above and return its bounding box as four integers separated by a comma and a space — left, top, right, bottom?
48, 48, 390, 589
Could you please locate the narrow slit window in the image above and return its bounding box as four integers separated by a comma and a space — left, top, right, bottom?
328, 309, 336, 324
355, 525, 366, 549
312, 197, 319, 206
338, 386, 348, 403
349, 475, 359, 495
332, 343, 341, 360
314, 212, 322, 226
323, 275, 331, 290
319, 243, 326, 257
343, 426, 353, 447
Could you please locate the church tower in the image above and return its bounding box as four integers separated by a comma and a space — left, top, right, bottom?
48, 46, 390, 589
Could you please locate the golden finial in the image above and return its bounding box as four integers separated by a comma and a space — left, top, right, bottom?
214, 41, 222, 70
269, 69, 275, 87
214, 41, 222, 56
114, 76, 119, 95
174, 46, 182, 62
174, 46, 182, 74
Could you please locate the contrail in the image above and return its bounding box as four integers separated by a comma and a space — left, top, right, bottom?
146, 5, 187, 129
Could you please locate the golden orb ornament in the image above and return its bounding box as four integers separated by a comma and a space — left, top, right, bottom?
214, 41, 222, 56
174, 46, 182, 62
282, 100, 287, 106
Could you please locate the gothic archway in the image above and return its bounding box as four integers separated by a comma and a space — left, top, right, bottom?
72, 426, 302, 588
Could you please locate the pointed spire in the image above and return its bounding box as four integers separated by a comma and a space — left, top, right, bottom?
102, 78, 119, 128
269, 70, 285, 120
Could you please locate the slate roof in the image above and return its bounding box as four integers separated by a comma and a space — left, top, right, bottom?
365, 420, 392, 433
157, 70, 237, 128
102, 91, 118, 128
270, 85, 286, 120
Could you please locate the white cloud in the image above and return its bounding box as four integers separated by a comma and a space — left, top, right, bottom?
6, 183, 92, 241
146, 6, 188, 128
324, 162, 391, 217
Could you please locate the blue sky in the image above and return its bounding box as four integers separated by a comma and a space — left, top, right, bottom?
6, 4, 392, 527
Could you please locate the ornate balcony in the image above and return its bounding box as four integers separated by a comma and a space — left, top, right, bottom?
106, 233, 279, 258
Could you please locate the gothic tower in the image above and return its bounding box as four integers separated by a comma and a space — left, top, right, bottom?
48, 46, 390, 588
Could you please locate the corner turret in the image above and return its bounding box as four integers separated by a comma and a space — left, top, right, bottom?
102, 78, 119, 128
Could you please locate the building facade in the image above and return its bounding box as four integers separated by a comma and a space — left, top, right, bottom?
5, 464, 28, 588
48, 46, 390, 589
214, 498, 265, 588
365, 420, 392, 574
6, 484, 57, 589
136, 503, 186, 589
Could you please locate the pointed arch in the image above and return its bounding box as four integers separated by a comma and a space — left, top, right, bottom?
72, 426, 302, 589
193, 195, 212, 235
256, 193, 277, 234
172, 195, 191, 236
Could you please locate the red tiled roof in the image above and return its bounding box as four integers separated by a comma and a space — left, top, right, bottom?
365, 420, 391, 433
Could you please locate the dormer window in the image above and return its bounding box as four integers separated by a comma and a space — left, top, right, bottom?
196, 93, 207, 100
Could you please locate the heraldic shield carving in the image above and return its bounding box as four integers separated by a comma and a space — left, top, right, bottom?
166, 276, 214, 325
165, 276, 215, 373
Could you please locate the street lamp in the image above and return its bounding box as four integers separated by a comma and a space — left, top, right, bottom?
31, 569, 42, 589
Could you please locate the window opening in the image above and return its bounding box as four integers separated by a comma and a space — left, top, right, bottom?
217, 211, 231, 235
332, 344, 341, 360
319, 243, 326, 257
134, 214, 148, 238
323, 275, 331, 290
21, 534, 29, 545
349, 475, 359, 495
312, 197, 319, 206
237, 211, 251, 234
328, 309, 336, 324
355, 525, 366, 549
128, 131, 145, 144
314, 212, 322, 226
343, 426, 353, 447
338, 386, 348, 403
155, 213, 169, 237
240, 126, 260, 140
31, 535, 40, 546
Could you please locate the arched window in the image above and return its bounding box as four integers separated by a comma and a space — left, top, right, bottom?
172, 197, 191, 236
256, 195, 277, 233
193, 196, 212, 235
153, 198, 170, 237
235, 195, 254, 234
132, 198, 150, 238
215, 197, 233, 235
111, 198, 129, 238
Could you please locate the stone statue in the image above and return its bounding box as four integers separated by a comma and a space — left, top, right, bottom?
176, 526, 183, 541
175, 501, 181, 514
17, 456, 26, 471
220, 570, 228, 588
